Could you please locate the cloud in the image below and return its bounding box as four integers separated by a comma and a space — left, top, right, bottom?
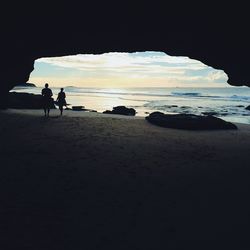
207, 71, 227, 81
32, 51, 228, 87
36, 52, 207, 74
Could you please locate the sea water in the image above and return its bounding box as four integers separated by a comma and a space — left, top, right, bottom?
11, 86, 250, 124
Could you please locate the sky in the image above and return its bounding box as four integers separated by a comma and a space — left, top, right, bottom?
29, 51, 229, 88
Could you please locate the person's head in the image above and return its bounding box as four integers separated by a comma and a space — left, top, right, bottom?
45, 83, 49, 88
60, 88, 64, 92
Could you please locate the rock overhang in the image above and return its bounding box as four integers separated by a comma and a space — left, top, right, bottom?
1, 1, 249, 108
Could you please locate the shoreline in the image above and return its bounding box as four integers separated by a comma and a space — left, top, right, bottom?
2, 108, 145, 119
1, 109, 250, 248
3, 108, 250, 127
10, 86, 250, 125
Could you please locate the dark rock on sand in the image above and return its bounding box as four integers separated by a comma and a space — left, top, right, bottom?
236, 105, 245, 108
71, 106, 97, 112
202, 111, 219, 116
8, 92, 55, 109
103, 106, 136, 116
245, 105, 250, 110
146, 112, 237, 130
103, 110, 114, 114
72, 106, 85, 111
83, 109, 97, 112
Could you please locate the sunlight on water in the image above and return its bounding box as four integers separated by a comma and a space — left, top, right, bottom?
11, 86, 250, 124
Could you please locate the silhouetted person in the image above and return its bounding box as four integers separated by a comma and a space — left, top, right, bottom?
56, 88, 66, 116
41, 83, 53, 116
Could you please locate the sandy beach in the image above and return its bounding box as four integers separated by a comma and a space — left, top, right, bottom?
1, 109, 250, 249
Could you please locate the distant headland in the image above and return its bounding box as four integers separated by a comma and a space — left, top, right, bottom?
16, 82, 36, 87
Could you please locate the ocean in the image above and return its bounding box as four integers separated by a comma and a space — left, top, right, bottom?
11, 86, 250, 124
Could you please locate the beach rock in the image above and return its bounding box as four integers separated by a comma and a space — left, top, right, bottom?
71, 106, 97, 112
103, 110, 112, 114
72, 106, 85, 111
8, 92, 55, 109
245, 105, 250, 110
145, 112, 237, 130
103, 106, 136, 116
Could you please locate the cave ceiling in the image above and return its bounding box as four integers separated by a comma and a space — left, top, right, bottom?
1, 1, 250, 92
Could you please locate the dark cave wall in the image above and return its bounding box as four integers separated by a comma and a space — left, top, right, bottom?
1, 1, 250, 107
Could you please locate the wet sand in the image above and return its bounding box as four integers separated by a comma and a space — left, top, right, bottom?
1, 109, 250, 249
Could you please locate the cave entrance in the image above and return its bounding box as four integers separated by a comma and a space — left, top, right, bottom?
12, 51, 250, 123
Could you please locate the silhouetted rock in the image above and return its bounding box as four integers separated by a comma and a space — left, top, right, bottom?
71, 106, 97, 112
202, 111, 218, 116
145, 112, 237, 130
15, 82, 36, 87
72, 106, 85, 111
103, 110, 112, 114
103, 106, 136, 116
245, 105, 250, 110
8, 92, 55, 109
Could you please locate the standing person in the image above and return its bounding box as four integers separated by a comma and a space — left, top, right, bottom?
56, 88, 67, 116
41, 83, 53, 117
